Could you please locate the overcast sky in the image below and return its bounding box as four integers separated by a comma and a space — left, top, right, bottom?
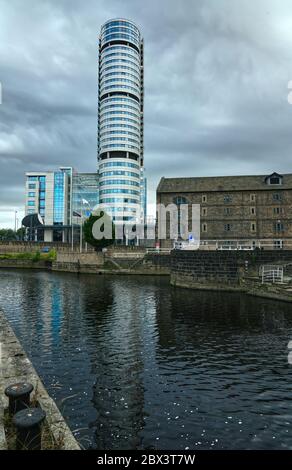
1, 0, 292, 227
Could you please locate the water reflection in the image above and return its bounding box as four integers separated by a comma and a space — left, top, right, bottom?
0, 269, 292, 449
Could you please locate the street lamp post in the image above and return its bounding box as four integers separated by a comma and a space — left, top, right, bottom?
14, 210, 18, 233
80, 210, 83, 253
71, 223, 74, 251
79, 199, 90, 253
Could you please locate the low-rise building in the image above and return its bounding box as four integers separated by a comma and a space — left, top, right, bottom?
156, 172, 292, 249
24, 168, 99, 242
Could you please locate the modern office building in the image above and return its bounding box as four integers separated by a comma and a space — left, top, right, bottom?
25, 167, 73, 242
24, 168, 99, 242
97, 18, 145, 224
72, 173, 99, 219
157, 172, 292, 249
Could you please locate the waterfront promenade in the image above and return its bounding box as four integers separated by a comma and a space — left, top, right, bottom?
0, 309, 80, 450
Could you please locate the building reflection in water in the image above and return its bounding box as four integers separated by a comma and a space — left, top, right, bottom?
88, 278, 149, 450
1, 271, 292, 450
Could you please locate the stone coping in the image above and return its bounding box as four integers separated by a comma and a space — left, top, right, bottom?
0, 309, 80, 450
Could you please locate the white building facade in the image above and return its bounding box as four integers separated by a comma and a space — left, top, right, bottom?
24, 168, 99, 243
25, 167, 72, 242
97, 18, 145, 224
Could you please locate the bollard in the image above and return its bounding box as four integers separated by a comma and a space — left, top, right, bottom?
5, 382, 34, 415
13, 407, 46, 450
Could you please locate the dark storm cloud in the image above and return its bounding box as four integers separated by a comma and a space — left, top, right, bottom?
1, 0, 292, 225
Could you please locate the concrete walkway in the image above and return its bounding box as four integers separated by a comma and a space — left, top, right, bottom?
0, 309, 80, 450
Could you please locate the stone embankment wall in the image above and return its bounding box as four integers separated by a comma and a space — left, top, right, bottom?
0, 309, 80, 450
52, 249, 172, 275
171, 250, 292, 302
0, 241, 95, 254
106, 246, 146, 259
171, 251, 240, 291
0, 259, 50, 269
52, 251, 104, 274
0, 246, 172, 275
143, 253, 172, 274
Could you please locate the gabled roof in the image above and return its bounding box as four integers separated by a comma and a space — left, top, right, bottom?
264, 172, 283, 183
157, 173, 292, 193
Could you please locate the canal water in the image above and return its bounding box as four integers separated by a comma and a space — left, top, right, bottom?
0, 269, 292, 450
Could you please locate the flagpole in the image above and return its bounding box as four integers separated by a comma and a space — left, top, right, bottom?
71, 223, 74, 251
79, 198, 89, 254
80, 199, 82, 254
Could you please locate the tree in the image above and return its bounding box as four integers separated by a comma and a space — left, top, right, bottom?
0, 227, 26, 241
16, 227, 26, 241
0, 229, 17, 241
83, 210, 115, 251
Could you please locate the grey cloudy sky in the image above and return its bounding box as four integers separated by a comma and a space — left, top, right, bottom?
1, 0, 292, 227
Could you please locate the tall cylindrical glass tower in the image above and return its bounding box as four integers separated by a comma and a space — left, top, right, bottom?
98, 18, 144, 224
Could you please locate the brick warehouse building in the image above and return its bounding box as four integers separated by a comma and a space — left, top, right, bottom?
156, 172, 292, 249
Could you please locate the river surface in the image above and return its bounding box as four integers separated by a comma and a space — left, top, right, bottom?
0, 269, 292, 449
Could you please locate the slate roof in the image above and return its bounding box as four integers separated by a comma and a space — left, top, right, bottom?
157, 173, 292, 193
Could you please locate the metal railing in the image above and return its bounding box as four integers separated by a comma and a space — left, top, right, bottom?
146, 248, 172, 254
199, 239, 292, 251
260, 265, 284, 284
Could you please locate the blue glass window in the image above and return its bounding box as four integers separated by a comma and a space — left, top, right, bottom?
100, 188, 139, 195
101, 84, 139, 94
100, 144, 139, 150
100, 180, 139, 187
103, 21, 139, 32
100, 117, 139, 125
100, 170, 139, 178
102, 33, 139, 46
28, 201, 35, 206
53, 172, 64, 224
100, 197, 138, 204
28, 192, 35, 197
99, 161, 139, 169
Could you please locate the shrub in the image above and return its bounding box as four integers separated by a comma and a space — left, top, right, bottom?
32, 251, 41, 262
83, 210, 115, 251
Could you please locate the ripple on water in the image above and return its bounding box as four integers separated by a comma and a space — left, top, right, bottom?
0, 270, 292, 449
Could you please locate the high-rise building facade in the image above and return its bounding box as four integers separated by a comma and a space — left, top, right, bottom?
97, 18, 145, 224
